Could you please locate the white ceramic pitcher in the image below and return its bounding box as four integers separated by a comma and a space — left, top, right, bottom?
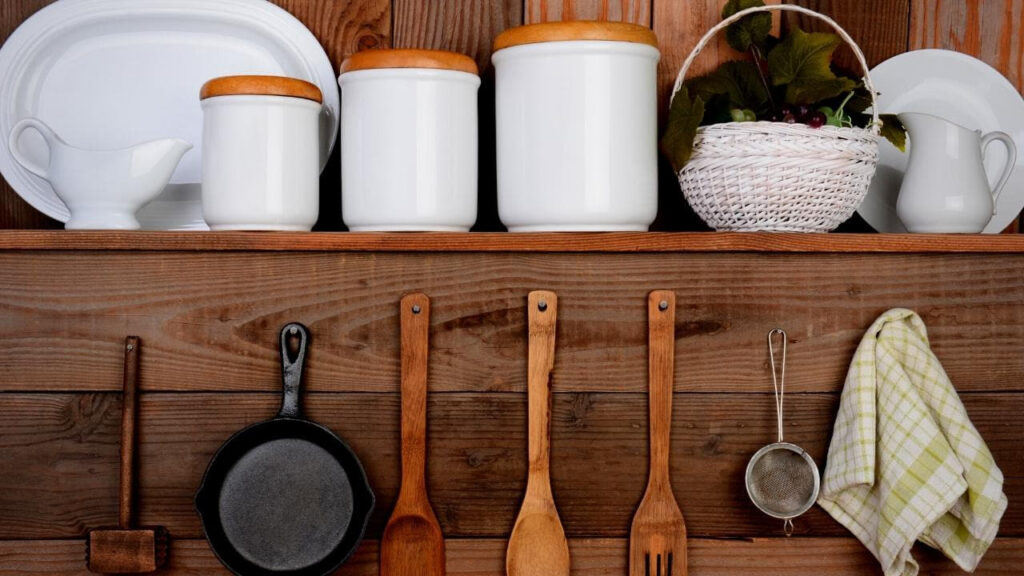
896, 112, 1016, 233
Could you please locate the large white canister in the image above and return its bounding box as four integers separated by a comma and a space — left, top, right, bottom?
339, 49, 480, 231
200, 76, 323, 231
493, 22, 660, 231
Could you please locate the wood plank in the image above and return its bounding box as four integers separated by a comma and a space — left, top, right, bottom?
653, 0, 781, 115
910, 0, 1024, 94
270, 0, 391, 70
786, 0, 911, 71
525, 0, 651, 24
393, 0, 520, 75
2, 538, 1024, 575
6, 231, 1024, 253
2, 251, 1024, 394
1, 392, 1020, 540
0, 0, 61, 229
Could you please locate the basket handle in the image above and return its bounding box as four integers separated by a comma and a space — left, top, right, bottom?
670, 4, 880, 133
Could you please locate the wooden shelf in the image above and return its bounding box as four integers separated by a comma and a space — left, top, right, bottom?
4, 537, 1024, 575
1, 230, 1024, 253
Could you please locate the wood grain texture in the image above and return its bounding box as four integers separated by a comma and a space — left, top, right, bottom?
507, 291, 570, 576
7, 231, 1024, 252
1, 392, 1021, 540
653, 0, 781, 114
3, 251, 1024, 394
3, 537, 1024, 575
910, 0, 1024, 94
118, 337, 140, 529
380, 293, 444, 576
629, 291, 687, 576
392, 0, 521, 74
0, 0, 61, 229
270, 0, 391, 70
199, 75, 325, 103
786, 0, 911, 71
525, 0, 652, 24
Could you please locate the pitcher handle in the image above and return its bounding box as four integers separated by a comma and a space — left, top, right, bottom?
981, 131, 1017, 213
8, 118, 58, 179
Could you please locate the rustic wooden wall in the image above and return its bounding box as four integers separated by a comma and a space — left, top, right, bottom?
1, 0, 1022, 230
0, 0, 1023, 573
1, 244, 1024, 574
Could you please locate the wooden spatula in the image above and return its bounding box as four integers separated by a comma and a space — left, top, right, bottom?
381, 293, 445, 576
629, 291, 687, 576
506, 291, 570, 576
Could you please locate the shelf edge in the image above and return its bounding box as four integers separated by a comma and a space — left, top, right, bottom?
1, 231, 1024, 253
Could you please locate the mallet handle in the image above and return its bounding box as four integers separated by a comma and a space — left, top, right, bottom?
120, 337, 140, 529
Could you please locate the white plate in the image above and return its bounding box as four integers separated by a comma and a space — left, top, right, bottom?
0, 0, 339, 230
859, 49, 1024, 234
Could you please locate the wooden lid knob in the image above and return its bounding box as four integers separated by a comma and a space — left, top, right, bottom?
339, 49, 479, 76
494, 20, 659, 51
200, 75, 323, 103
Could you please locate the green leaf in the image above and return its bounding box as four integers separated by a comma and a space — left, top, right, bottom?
844, 87, 873, 115
722, 0, 771, 52
786, 77, 857, 105
767, 27, 856, 104
686, 61, 771, 117
878, 113, 907, 152
661, 87, 705, 172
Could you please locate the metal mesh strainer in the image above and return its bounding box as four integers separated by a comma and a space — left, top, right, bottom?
745, 329, 820, 536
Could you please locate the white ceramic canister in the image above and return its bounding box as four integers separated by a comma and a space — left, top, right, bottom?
339, 49, 480, 231
200, 76, 323, 231
493, 22, 660, 231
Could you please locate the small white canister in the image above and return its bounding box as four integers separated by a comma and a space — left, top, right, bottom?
493, 22, 660, 231
200, 75, 323, 231
339, 49, 480, 231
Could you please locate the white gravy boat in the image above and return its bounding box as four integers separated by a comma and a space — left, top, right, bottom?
9, 118, 192, 230
896, 112, 1016, 233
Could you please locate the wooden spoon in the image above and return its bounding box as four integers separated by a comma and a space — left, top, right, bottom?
629, 291, 687, 576
380, 293, 445, 576
506, 291, 570, 576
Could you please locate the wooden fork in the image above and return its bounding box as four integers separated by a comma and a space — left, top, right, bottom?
629, 291, 687, 576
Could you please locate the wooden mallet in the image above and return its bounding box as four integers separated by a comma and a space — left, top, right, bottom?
86, 337, 169, 573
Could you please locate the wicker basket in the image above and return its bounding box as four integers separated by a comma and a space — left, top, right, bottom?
670, 4, 880, 232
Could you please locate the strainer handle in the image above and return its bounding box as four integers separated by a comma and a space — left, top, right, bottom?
668, 3, 881, 134
768, 329, 786, 443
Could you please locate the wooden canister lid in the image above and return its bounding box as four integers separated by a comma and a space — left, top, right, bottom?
493, 21, 659, 51
200, 75, 323, 103
339, 49, 479, 76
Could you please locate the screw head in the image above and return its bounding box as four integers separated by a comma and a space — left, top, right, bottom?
659, 300, 669, 311
538, 300, 548, 312
412, 305, 422, 314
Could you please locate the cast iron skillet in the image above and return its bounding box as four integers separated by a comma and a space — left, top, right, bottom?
196, 323, 374, 576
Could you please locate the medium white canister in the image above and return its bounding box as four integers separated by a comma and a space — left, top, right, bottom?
493, 22, 660, 231
200, 75, 322, 231
339, 49, 480, 231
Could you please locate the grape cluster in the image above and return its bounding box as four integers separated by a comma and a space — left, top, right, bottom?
770, 105, 827, 129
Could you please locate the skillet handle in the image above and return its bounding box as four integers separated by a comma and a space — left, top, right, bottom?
279, 323, 309, 418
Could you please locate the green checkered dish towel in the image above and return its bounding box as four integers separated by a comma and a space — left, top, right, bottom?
818, 308, 1006, 576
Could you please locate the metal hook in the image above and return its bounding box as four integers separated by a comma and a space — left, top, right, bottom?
768, 328, 787, 443
784, 518, 794, 537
